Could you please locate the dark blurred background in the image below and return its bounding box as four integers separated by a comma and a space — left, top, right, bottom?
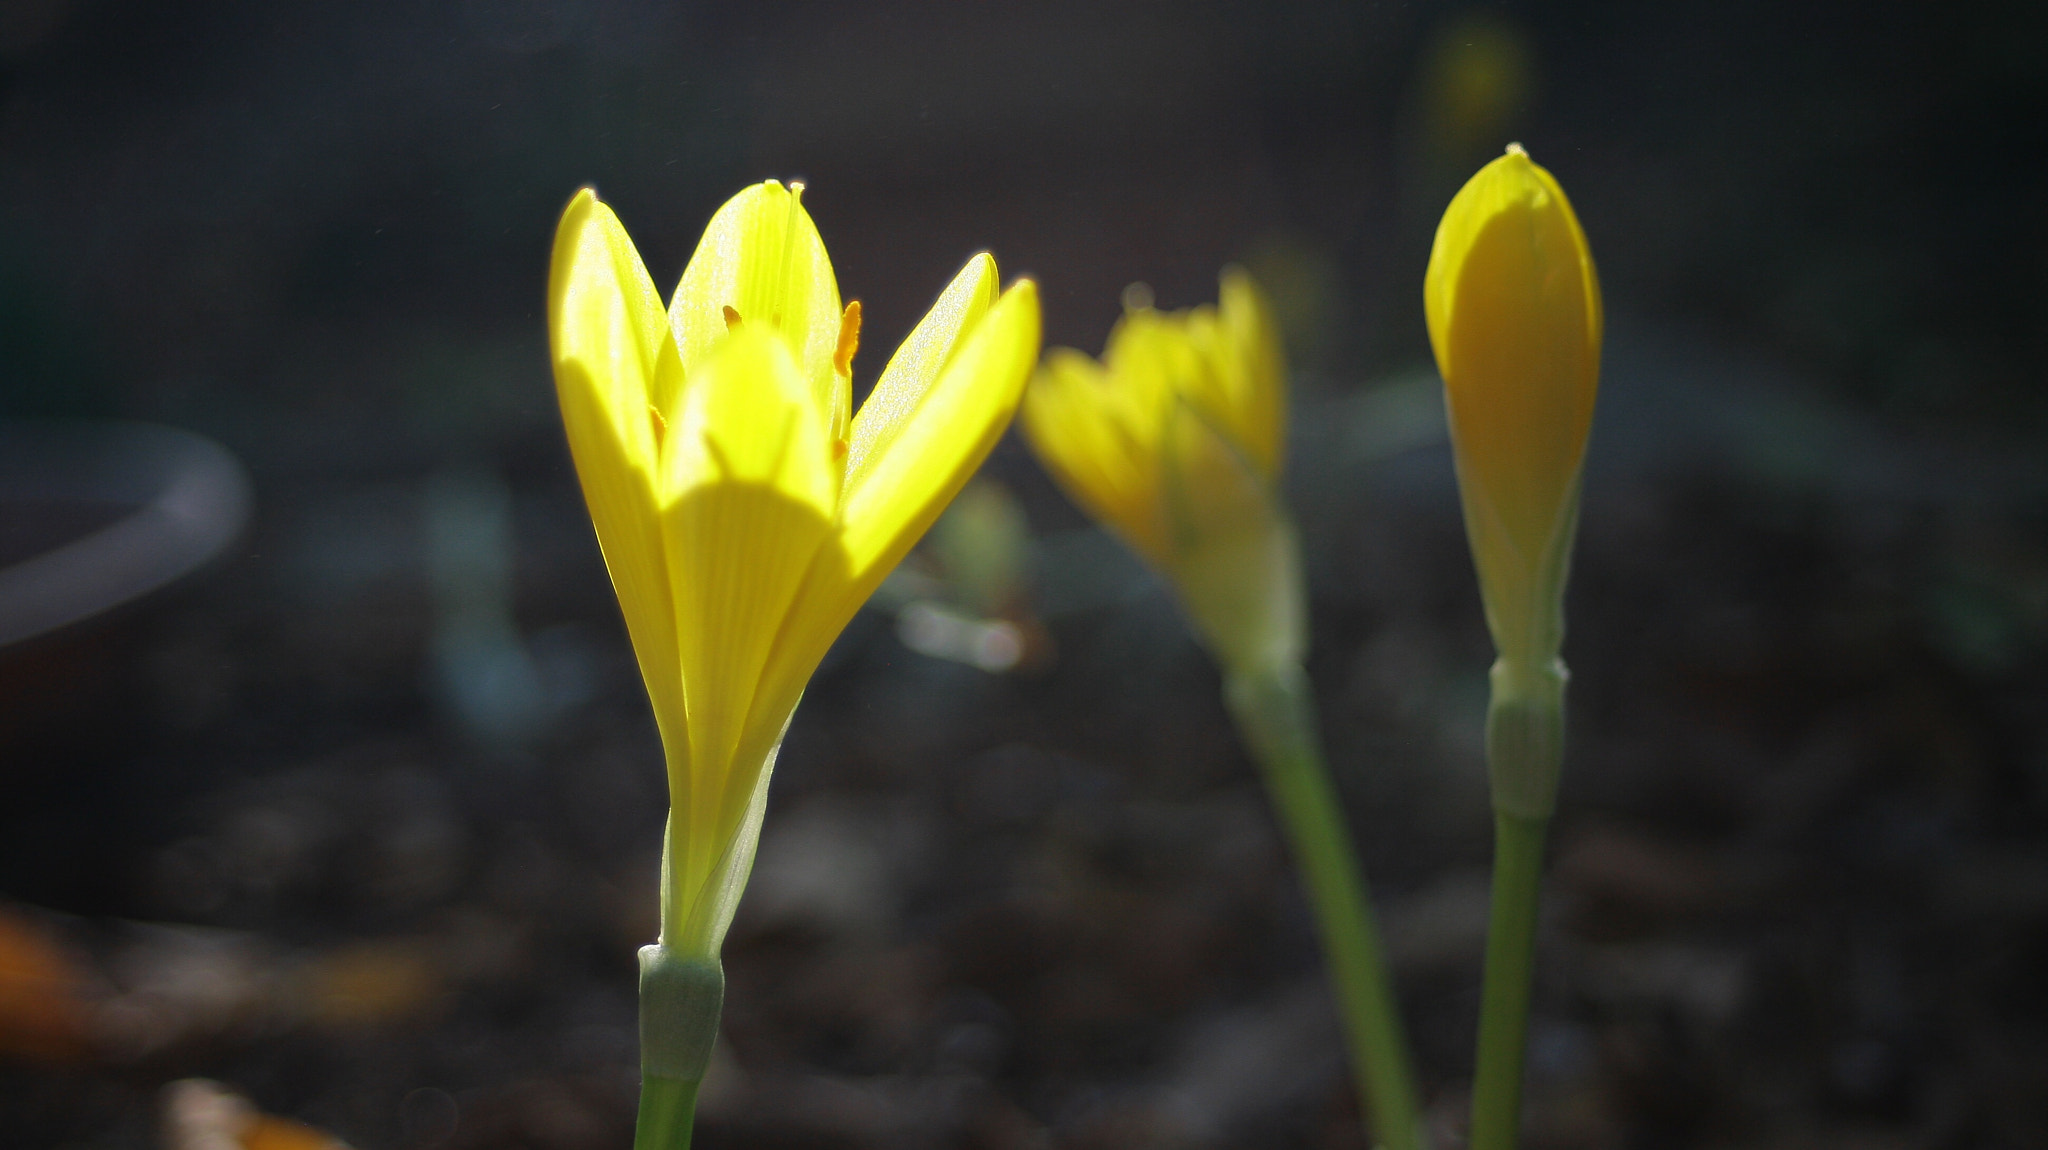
1, 0, 2046, 1147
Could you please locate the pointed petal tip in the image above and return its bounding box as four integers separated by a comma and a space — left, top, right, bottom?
746, 177, 809, 206
552, 188, 627, 267
953, 252, 1003, 310
989, 277, 1042, 356
1215, 265, 1258, 312
553, 188, 618, 249
999, 277, 1041, 327
952, 252, 999, 299
1480, 143, 1569, 204
671, 178, 842, 399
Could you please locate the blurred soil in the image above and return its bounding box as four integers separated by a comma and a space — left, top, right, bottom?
2, 324, 2046, 1149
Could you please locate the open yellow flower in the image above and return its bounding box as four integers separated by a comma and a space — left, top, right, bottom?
1425, 143, 1600, 671
1022, 270, 1300, 674
550, 181, 1040, 958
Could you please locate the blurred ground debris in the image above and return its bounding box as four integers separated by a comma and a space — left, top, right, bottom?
0, 905, 92, 1064
163, 1079, 350, 1150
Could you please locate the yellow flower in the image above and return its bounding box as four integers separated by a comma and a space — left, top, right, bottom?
1022, 270, 1302, 674
549, 181, 1040, 957
1424, 144, 1600, 670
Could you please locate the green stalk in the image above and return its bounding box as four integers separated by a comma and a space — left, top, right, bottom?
1468, 657, 1565, 1150
634, 1076, 700, 1150
1468, 809, 1547, 1150
1225, 663, 1424, 1150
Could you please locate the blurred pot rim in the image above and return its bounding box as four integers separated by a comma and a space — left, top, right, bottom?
0, 421, 250, 648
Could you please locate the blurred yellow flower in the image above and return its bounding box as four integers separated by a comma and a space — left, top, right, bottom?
1022, 270, 1301, 674
1424, 144, 1600, 670
550, 181, 1040, 957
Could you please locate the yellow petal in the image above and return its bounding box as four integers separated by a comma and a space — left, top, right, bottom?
548, 188, 687, 752
1100, 309, 1179, 446
1215, 267, 1287, 480
1020, 270, 1300, 675
1424, 145, 1600, 572
843, 253, 1000, 499
1020, 347, 1171, 567
1157, 396, 1305, 672
658, 324, 838, 917
738, 279, 1041, 780
669, 181, 848, 439
839, 279, 1041, 578
670, 738, 778, 957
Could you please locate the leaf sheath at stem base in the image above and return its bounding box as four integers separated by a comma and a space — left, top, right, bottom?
635, 945, 724, 1150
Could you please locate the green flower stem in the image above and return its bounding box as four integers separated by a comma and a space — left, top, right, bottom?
1468, 809, 1548, 1150
634, 1075, 700, 1150
634, 945, 725, 1150
1225, 663, 1424, 1150
1468, 655, 1566, 1150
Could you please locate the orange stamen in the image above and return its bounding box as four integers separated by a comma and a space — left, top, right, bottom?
834, 300, 862, 376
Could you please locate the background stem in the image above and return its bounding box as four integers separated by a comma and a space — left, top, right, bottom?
1468, 809, 1549, 1150
1226, 664, 1424, 1150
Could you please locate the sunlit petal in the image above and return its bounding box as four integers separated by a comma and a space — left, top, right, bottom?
844, 253, 1000, 499
658, 325, 837, 909
737, 280, 1040, 777
671, 738, 779, 958
839, 279, 1040, 578
548, 189, 687, 753
669, 181, 846, 435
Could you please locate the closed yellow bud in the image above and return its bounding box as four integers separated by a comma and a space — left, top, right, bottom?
1425, 144, 1600, 670
1022, 270, 1302, 674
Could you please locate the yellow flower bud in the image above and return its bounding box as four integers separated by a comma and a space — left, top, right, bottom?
1022, 270, 1303, 674
549, 182, 1040, 956
1424, 144, 1601, 670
